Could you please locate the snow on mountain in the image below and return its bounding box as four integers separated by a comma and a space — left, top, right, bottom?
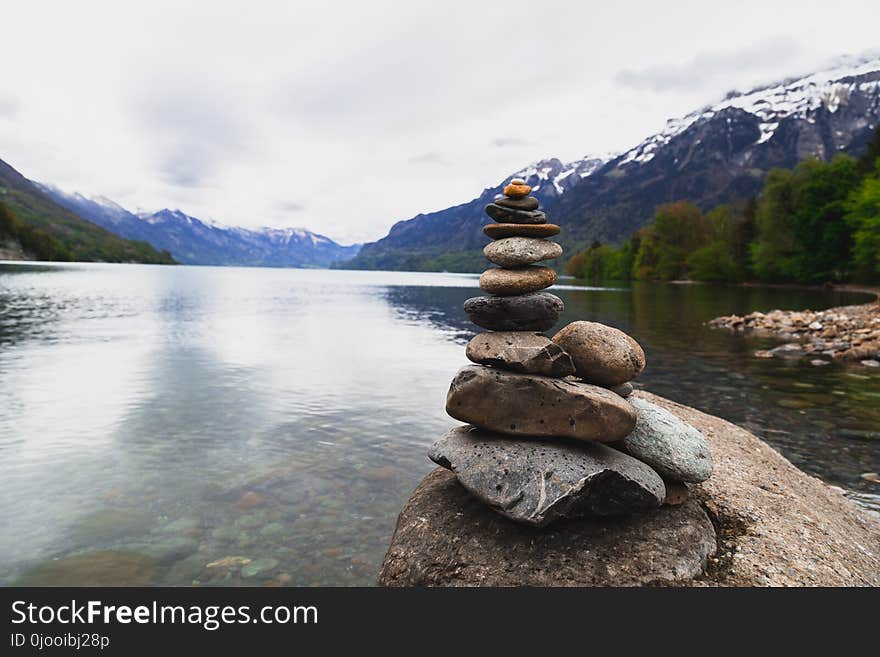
620, 54, 880, 166
500, 154, 614, 199
38, 187, 360, 268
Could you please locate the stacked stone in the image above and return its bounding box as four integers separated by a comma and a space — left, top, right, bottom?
428, 180, 714, 527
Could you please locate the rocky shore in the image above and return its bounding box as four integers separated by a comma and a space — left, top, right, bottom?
379, 391, 880, 587
708, 292, 880, 366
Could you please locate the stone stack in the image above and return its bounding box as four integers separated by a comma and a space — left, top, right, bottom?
429, 179, 714, 527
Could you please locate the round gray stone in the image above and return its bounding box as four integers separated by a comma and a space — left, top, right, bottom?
464, 292, 563, 332
483, 237, 563, 268
619, 398, 713, 483
552, 321, 647, 386
429, 426, 666, 526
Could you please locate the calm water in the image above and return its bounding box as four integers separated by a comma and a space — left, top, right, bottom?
1, 263, 878, 586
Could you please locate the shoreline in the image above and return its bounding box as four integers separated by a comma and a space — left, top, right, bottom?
708, 285, 880, 364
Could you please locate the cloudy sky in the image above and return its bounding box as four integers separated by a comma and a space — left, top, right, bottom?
1, 1, 878, 244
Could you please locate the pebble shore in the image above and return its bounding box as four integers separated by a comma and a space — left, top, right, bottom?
708, 293, 880, 366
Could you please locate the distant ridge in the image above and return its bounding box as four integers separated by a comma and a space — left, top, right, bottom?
0, 157, 174, 264
39, 186, 361, 268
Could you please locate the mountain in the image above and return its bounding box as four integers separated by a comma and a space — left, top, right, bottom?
340, 155, 608, 272
0, 158, 175, 263
342, 55, 880, 272
39, 187, 361, 268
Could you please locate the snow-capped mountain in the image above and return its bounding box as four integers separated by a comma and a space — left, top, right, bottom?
39, 187, 360, 267
341, 153, 612, 271
343, 54, 880, 272
620, 55, 880, 167
508, 156, 611, 198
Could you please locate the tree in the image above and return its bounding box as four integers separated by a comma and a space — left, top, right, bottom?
634, 202, 707, 280
846, 169, 880, 281
751, 167, 798, 280
0, 201, 72, 261
750, 156, 860, 282
789, 156, 860, 282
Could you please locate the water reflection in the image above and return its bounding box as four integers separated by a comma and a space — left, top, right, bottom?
0, 263, 877, 586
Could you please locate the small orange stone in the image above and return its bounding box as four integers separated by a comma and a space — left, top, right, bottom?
503, 183, 532, 198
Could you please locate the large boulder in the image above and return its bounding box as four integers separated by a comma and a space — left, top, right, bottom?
378, 392, 880, 586
429, 426, 665, 526
552, 321, 646, 386
446, 365, 637, 443
378, 468, 715, 586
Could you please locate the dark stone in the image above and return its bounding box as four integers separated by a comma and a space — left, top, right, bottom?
464, 292, 563, 332
484, 203, 547, 224
495, 196, 539, 211
377, 468, 716, 586
445, 365, 637, 443
429, 426, 666, 526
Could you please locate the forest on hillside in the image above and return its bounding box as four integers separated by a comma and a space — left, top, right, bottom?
566, 128, 880, 285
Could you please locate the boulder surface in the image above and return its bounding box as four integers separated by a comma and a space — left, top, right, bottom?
378, 468, 714, 586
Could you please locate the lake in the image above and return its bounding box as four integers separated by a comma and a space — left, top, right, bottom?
1, 262, 878, 586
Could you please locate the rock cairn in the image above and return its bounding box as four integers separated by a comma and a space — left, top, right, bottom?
430, 179, 714, 527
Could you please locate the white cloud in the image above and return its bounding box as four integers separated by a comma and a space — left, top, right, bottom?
0, 0, 878, 244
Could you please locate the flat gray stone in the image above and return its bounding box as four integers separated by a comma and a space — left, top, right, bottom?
464, 292, 563, 332
619, 398, 713, 483
445, 365, 637, 443
483, 237, 563, 268
465, 332, 574, 377
429, 426, 666, 526
378, 468, 716, 586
